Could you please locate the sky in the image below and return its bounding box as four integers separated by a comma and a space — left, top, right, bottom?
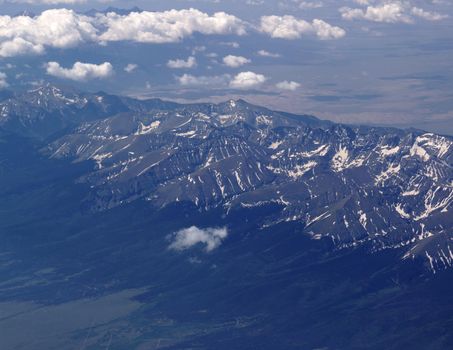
0, 0, 452, 135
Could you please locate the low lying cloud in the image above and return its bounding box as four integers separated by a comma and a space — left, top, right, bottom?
168, 226, 228, 252
260, 15, 346, 40
46, 61, 114, 81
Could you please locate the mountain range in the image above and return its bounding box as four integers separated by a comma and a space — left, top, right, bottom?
2, 84, 452, 273
0, 84, 452, 349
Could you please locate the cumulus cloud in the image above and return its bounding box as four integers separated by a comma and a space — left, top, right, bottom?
167, 56, 197, 69
260, 15, 345, 40
168, 226, 228, 252
223, 55, 251, 68
46, 61, 114, 81
276, 80, 301, 91
0, 37, 44, 57
97, 9, 247, 44
340, 3, 413, 23
229, 71, 267, 89
0, 9, 97, 57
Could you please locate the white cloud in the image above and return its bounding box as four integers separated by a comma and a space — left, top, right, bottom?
0, 37, 44, 57
311, 19, 347, 40
46, 61, 114, 81
257, 50, 281, 58
0, 72, 8, 88
340, 3, 412, 23
276, 80, 301, 91
167, 56, 197, 69
97, 9, 247, 44
124, 63, 138, 73
177, 71, 267, 90
230, 71, 267, 89
0, 8, 246, 57
223, 55, 251, 68
340, 2, 411, 23
340, 2, 448, 24
168, 226, 228, 252
0, 8, 352, 58
260, 15, 345, 40
0, 9, 97, 57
